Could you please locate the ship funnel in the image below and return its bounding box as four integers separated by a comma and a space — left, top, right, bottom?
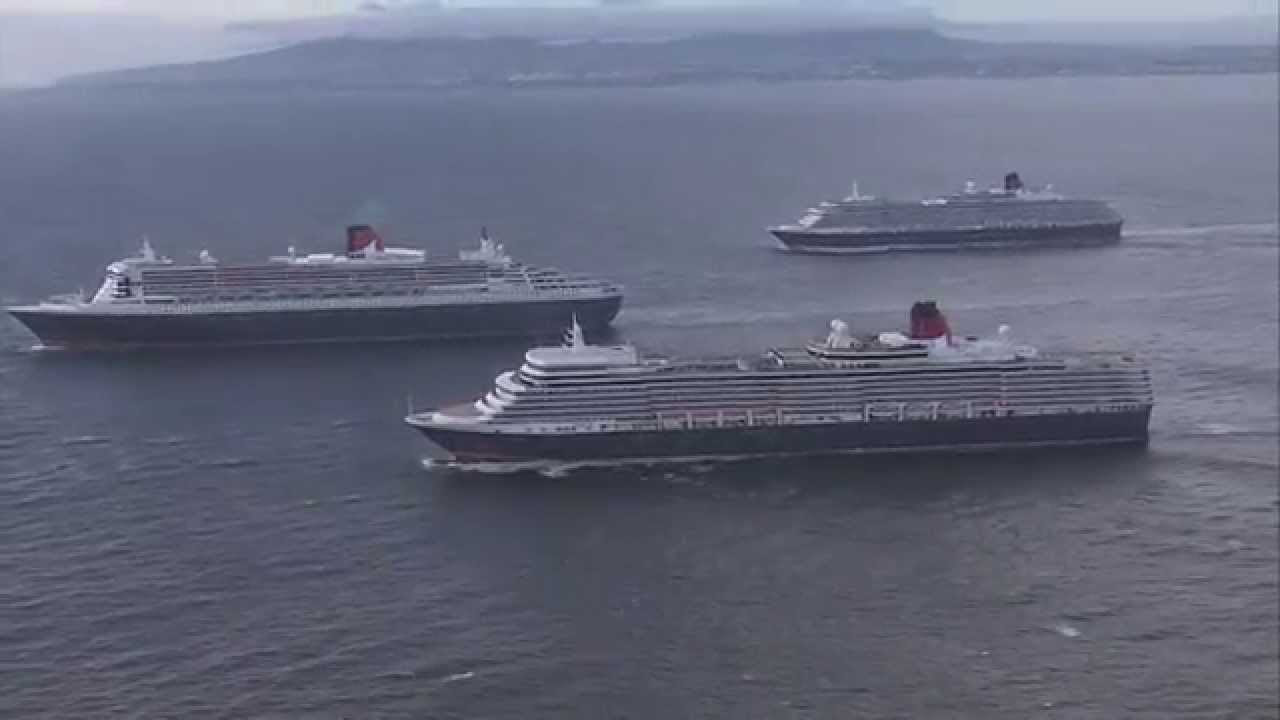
346, 224, 385, 256
1003, 172, 1024, 193
909, 300, 952, 343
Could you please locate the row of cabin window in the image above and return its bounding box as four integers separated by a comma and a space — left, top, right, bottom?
143, 286, 468, 302
140, 277, 488, 290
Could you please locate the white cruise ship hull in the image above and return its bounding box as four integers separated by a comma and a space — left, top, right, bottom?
9, 295, 622, 349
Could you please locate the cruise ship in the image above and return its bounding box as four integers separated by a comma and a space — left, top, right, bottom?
7, 226, 622, 349
406, 302, 1153, 463
769, 173, 1124, 254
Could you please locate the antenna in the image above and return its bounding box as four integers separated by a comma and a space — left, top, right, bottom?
564, 314, 585, 349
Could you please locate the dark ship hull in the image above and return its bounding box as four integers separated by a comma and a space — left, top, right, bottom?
772, 221, 1123, 254
9, 295, 622, 350
412, 408, 1151, 463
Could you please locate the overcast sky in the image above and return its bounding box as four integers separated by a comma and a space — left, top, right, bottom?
0, 0, 1275, 21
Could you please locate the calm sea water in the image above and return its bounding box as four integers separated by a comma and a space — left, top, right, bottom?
1, 75, 1276, 718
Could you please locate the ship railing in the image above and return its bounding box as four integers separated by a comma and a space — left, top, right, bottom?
830, 219, 1106, 234
120, 286, 616, 312
147, 278, 614, 299
499, 400, 1150, 434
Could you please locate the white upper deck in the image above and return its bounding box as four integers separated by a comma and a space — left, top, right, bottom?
513, 314, 1068, 390
810, 318, 1040, 364
267, 245, 427, 265
524, 317, 639, 369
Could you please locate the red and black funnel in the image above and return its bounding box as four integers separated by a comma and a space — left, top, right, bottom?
346, 224, 385, 255
909, 300, 952, 342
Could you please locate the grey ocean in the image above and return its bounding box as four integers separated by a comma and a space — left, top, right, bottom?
1, 75, 1276, 717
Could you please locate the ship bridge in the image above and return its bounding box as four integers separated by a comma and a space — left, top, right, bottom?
523, 316, 640, 373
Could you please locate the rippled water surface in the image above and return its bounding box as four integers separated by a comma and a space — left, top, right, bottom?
1, 75, 1276, 718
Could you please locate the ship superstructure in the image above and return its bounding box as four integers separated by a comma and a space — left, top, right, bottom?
407, 302, 1153, 463
770, 173, 1124, 254
8, 226, 622, 348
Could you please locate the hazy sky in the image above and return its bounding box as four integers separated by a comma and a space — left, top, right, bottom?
0, 0, 1274, 21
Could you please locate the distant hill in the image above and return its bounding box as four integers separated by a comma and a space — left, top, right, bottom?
945, 16, 1279, 47
60, 27, 1278, 91
0, 12, 272, 88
